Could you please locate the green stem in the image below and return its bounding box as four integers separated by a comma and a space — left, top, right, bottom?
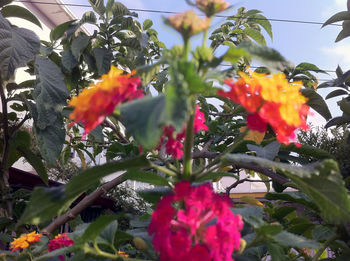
183, 38, 190, 60
311, 234, 337, 261
183, 102, 196, 179
202, 28, 209, 47
150, 163, 178, 177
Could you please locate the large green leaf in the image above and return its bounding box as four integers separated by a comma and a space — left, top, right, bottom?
123, 170, 169, 186
336, 20, 350, 42
323, 11, 350, 27
120, 95, 165, 150
71, 35, 90, 60
249, 14, 273, 40
88, 0, 105, 15
112, 2, 133, 17
80, 215, 118, 242
273, 231, 321, 248
0, 13, 40, 80
1, 5, 41, 28
224, 154, 350, 224
300, 88, 332, 121
243, 27, 266, 45
19, 156, 150, 225
50, 20, 76, 41
32, 57, 69, 164
93, 48, 112, 76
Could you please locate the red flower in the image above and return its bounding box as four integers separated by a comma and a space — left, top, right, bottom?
48, 233, 74, 261
149, 181, 243, 261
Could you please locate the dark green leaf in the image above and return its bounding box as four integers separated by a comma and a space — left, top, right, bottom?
97, 220, 118, 247
88, 0, 105, 15
224, 154, 350, 224
120, 95, 165, 150
1, 5, 41, 28
81, 215, 117, 242
50, 20, 76, 41
93, 48, 112, 76
295, 62, 327, 74
325, 115, 350, 128
32, 57, 69, 164
112, 2, 132, 17
143, 19, 153, 30
249, 14, 273, 39
61, 50, 77, 71
267, 243, 285, 261
223, 47, 250, 64
300, 88, 332, 121
123, 170, 169, 186
336, 20, 350, 42
71, 35, 90, 60
80, 11, 97, 25
265, 192, 318, 211
0, 13, 40, 80
273, 231, 321, 248
281, 143, 333, 160
243, 27, 266, 45
323, 11, 350, 27
326, 89, 349, 99
338, 98, 350, 114
247, 141, 280, 160
196, 171, 239, 182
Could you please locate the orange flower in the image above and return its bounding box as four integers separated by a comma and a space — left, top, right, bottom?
167, 10, 210, 39
218, 71, 309, 145
118, 250, 130, 258
196, 0, 229, 17
10, 232, 42, 252
69, 66, 143, 138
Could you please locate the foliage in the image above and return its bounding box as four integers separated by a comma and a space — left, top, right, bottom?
0, 0, 350, 260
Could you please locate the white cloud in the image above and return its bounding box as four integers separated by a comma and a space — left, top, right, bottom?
322, 0, 348, 18
321, 42, 350, 69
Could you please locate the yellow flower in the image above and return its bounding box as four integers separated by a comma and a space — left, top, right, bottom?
167, 10, 210, 39
10, 232, 42, 252
69, 66, 143, 138
118, 250, 130, 258
196, 0, 229, 17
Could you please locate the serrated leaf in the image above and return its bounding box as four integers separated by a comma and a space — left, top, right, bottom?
93, 48, 112, 76
0, 13, 40, 80
300, 88, 332, 121
323, 11, 350, 27
249, 14, 273, 40
71, 35, 90, 60
20, 156, 150, 225
120, 95, 165, 150
243, 27, 266, 45
1, 5, 41, 28
123, 170, 169, 186
224, 154, 350, 224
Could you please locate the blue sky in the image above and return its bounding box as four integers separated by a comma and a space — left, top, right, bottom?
65, 0, 350, 121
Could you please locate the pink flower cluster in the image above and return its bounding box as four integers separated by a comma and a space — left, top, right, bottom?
48, 233, 74, 261
148, 181, 243, 261
159, 105, 208, 159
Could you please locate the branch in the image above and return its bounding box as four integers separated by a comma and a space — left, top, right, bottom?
41, 174, 126, 235
226, 178, 272, 195
10, 114, 30, 136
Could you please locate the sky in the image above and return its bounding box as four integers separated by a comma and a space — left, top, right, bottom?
65, 0, 350, 122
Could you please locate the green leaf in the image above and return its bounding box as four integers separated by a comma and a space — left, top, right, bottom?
267, 243, 285, 261
295, 62, 327, 74
243, 27, 266, 45
281, 143, 333, 160
32, 57, 69, 164
336, 20, 350, 42
196, 171, 239, 182
273, 231, 321, 249
300, 88, 332, 121
123, 170, 169, 186
223, 47, 250, 64
61, 50, 78, 71
93, 48, 112, 76
19, 156, 150, 225
120, 95, 165, 150
338, 98, 350, 114
97, 220, 119, 247
81, 215, 117, 242
112, 2, 132, 17
326, 89, 349, 99
247, 141, 280, 160
250, 14, 273, 40
1, 5, 41, 28
71, 35, 90, 60
325, 115, 350, 128
80, 11, 97, 25
88, 0, 105, 15
224, 154, 350, 224
17, 146, 48, 185
106, 0, 114, 19
143, 19, 153, 30
50, 20, 76, 41
323, 11, 350, 27
265, 192, 318, 211
0, 13, 40, 80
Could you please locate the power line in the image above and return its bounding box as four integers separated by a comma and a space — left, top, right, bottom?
15, 0, 342, 27
220, 64, 336, 73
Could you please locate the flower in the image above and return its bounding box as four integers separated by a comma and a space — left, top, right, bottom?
118, 251, 130, 258
196, 0, 229, 17
148, 181, 243, 261
167, 10, 210, 39
158, 105, 208, 159
10, 232, 42, 252
48, 233, 74, 261
69, 66, 143, 138
218, 72, 309, 145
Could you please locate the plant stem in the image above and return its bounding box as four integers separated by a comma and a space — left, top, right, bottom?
183, 102, 196, 179
312, 233, 337, 261
150, 163, 178, 177
183, 38, 190, 60
202, 27, 209, 47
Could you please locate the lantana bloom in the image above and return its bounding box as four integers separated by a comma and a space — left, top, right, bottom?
69, 66, 143, 138
149, 181, 243, 261
218, 72, 309, 145
158, 105, 208, 159
167, 10, 210, 39
10, 232, 42, 252
48, 233, 74, 261
118, 250, 130, 258
196, 0, 229, 17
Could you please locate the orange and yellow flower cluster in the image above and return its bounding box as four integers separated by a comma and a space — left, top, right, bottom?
218, 72, 309, 145
69, 66, 143, 138
10, 232, 42, 252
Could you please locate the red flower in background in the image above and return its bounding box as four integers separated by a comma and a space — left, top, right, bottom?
48, 233, 74, 261
148, 181, 243, 261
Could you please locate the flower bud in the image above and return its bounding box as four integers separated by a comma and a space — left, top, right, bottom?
196, 0, 229, 17
133, 237, 147, 251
